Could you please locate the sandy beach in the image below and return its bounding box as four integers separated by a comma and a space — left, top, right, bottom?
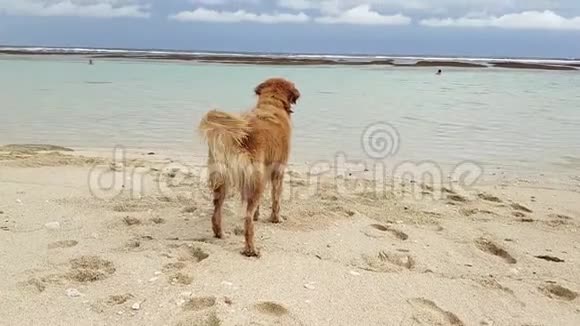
1, 145, 579, 325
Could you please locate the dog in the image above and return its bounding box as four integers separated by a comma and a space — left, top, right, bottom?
198, 78, 300, 257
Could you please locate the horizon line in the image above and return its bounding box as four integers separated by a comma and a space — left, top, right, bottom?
1, 44, 579, 62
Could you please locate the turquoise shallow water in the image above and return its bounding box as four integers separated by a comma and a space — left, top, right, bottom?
1, 56, 580, 175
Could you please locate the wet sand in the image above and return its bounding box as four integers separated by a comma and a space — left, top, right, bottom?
1, 145, 579, 325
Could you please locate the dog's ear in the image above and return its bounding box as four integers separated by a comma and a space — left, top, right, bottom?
289, 86, 300, 104
254, 80, 269, 96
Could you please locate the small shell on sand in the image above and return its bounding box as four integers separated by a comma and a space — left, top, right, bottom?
44, 222, 61, 230
66, 288, 83, 298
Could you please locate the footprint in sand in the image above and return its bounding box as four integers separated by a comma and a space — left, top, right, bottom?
150, 217, 166, 224
478, 193, 503, 203
407, 298, 465, 326
125, 235, 155, 251
540, 283, 578, 301
446, 194, 468, 203
22, 272, 65, 294
106, 293, 134, 305
169, 272, 193, 285
368, 224, 409, 240
254, 302, 289, 317
182, 296, 217, 312
460, 208, 496, 217
233, 226, 244, 236
163, 261, 187, 272
475, 237, 517, 264
181, 206, 197, 214
67, 256, 116, 283
535, 255, 565, 263
548, 213, 573, 220
511, 203, 533, 213
122, 216, 142, 226
24, 255, 116, 293
544, 219, 571, 228
478, 278, 515, 295
24, 278, 47, 293
176, 245, 209, 263
363, 251, 416, 272
176, 312, 221, 326
48, 240, 78, 249
518, 217, 535, 223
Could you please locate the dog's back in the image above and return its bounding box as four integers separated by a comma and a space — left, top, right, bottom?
242, 105, 292, 166
199, 105, 290, 195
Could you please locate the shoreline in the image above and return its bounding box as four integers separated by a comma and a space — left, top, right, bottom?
1, 49, 579, 71
2, 143, 579, 192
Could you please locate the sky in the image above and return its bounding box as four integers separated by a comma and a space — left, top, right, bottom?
1, 0, 580, 58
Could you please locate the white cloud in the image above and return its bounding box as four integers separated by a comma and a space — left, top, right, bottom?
314, 4, 410, 25
421, 10, 580, 30
277, 0, 578, 16
279, 0, 428, 14
0, 0, 149, 18
189, 0, 261, 5
170, 7, 309, 23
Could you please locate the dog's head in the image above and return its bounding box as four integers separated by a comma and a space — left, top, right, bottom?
254, 78, 300, 114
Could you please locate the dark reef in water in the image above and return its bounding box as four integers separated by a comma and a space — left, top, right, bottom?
394, 60, 487, 68
1, 49, 578, 71
492, 62, 577, 71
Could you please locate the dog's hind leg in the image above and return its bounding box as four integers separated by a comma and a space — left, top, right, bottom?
211, 182, 227, 239
270, 167, 285, 223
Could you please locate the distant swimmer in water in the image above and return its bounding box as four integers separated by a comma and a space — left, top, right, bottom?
436, 69, 442, 75
89, 59, 94, 65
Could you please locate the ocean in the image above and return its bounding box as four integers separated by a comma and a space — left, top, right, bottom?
1, 52, 580, 179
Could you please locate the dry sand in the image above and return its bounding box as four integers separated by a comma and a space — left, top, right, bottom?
1, 145, 579, 325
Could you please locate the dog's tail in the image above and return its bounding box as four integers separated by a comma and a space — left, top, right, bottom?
199, 110, 250, 149
199, 110, 254, 191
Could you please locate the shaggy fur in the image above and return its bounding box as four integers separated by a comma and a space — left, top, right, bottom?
198, 78, 300, 257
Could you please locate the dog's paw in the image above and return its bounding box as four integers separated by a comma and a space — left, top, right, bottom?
241, 248, 261, 258
270, 215, 282, 224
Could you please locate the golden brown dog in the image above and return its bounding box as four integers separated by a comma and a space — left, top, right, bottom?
198, 78, 300, 257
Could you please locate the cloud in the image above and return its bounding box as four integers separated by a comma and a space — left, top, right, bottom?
314, 4, 411, 25
277, 0, 314, 10
421, 10, 580, 30
277, 0, 580, 17
190, 0, 228, 5
189, 0, 261, 5
170, 7, 309, 23
0, 0, 150, 18
279, 0, 428, 14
